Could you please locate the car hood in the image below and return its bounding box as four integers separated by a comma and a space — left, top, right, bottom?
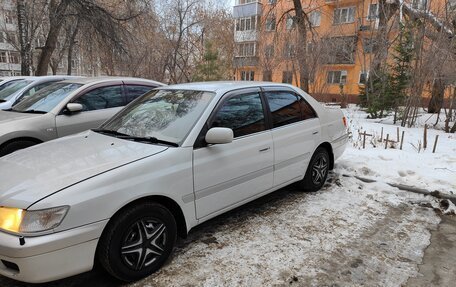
0, 110, 43, 124
0, 131, 168, 208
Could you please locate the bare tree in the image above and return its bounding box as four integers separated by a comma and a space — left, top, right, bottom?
34, 0, 142, 76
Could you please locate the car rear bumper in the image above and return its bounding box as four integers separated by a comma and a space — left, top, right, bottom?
332, 133, 349, 160
0, 220, 107, 283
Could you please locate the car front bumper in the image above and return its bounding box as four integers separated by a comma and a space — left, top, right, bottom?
0, 220, 107, 283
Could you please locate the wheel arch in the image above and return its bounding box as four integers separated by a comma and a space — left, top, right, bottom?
0, 137, 43, 152
102, 195, 188, 240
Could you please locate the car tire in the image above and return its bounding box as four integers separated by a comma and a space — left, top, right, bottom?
0, 140, 38, 157
299, 147, 330, 192
97, 202, 177, 282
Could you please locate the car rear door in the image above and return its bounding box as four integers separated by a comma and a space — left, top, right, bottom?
55, 83, 124, 137
263, 87, 320, 186
193, 88, 274, 220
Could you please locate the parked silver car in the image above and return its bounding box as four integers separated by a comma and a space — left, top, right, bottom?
0, 77, 163, 156
0, 76, 80, 110
0, 77, 28, 92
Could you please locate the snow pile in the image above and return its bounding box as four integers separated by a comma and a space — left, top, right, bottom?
342, 105, 456, 195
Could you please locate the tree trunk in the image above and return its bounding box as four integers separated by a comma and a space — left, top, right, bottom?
428, 77, 445, 114
16, 0, 32, 75
292, 0, 309, 92
35, 0, 70, 76
67, 20, 80, 75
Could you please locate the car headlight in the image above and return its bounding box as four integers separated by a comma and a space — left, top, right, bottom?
0, 206, 69, 234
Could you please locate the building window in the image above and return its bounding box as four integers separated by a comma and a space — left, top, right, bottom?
236, 16, 257, 31
286, 14, 295, 30
359, 71, 369, 84
5, 11, 15, 24
237, 42, 256, 57
6, 32, 16, 45
268, 0, 277, 4
333, 7, 355, 24
323, 36, 356, 64
71, 59, 77, 69
412, 0, 427, 10
0, 32, 4, 43
8, 52, 19, 64
362, 38, 377, 53
309, 11, 321, 27
236, 0, 256, 4
0, 51, 7, 63
367, 4, 379, 20
282, 71, 293, 84
283, 43, 295, 58
265, 45, 274, 58
265, 16, 276, 31
241, 70, 255, 81
263, 70, 272, 81
327, 71, 347, 84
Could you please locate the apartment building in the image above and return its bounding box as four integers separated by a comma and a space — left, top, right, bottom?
0, 0, 98, 77
0, 0, 20, 76
232, 0, 451, 102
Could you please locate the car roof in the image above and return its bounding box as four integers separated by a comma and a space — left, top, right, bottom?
60, 76, 164, 86
158, 81, 297, 94
0, 76, 30, 81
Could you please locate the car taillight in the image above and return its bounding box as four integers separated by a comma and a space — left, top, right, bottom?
342, 116, 347, 127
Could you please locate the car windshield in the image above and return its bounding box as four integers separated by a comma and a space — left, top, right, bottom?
100, 89, 214, 145
12, 83, 82, 113
0, 80, 33, 101
0, 79, 22, 93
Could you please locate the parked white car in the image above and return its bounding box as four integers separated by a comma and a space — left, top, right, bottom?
0, 82, 348, 283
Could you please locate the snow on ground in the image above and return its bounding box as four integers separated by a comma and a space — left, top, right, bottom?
342, 105, 456, 195
130, 177, 439, 287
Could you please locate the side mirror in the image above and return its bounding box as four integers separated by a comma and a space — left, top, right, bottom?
65, 103, 83, 114
205, 127, 233, 145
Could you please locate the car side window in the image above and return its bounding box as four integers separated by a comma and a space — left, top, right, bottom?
125, 85, 155, 103
265, 91, 301, 128
73, 85, 123, 111
299, 97, 317, 120
211, 93, 266, 138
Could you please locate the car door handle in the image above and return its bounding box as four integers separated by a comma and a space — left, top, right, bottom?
312, 131, 319, 135
259, 147, 270, 152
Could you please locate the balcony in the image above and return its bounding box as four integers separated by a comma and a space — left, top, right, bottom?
234, 30, 259, 42
233, 56, 259, 68
233, 1, 262, 18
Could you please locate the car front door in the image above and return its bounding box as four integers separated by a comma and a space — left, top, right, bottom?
193, 88, 274, 220
263, 88, 320, 186
55, 84, 124, 137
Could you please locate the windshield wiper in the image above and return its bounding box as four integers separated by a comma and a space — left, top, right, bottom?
92, 129, 178, 147
116, 135, 179, 147
91, 129, 129, 137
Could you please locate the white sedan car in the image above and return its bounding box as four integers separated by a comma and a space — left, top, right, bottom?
0, 82, 348, 283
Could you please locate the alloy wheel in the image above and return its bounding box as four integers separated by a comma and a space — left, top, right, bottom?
311, 155, 328, 185
120, 218, 167, 271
